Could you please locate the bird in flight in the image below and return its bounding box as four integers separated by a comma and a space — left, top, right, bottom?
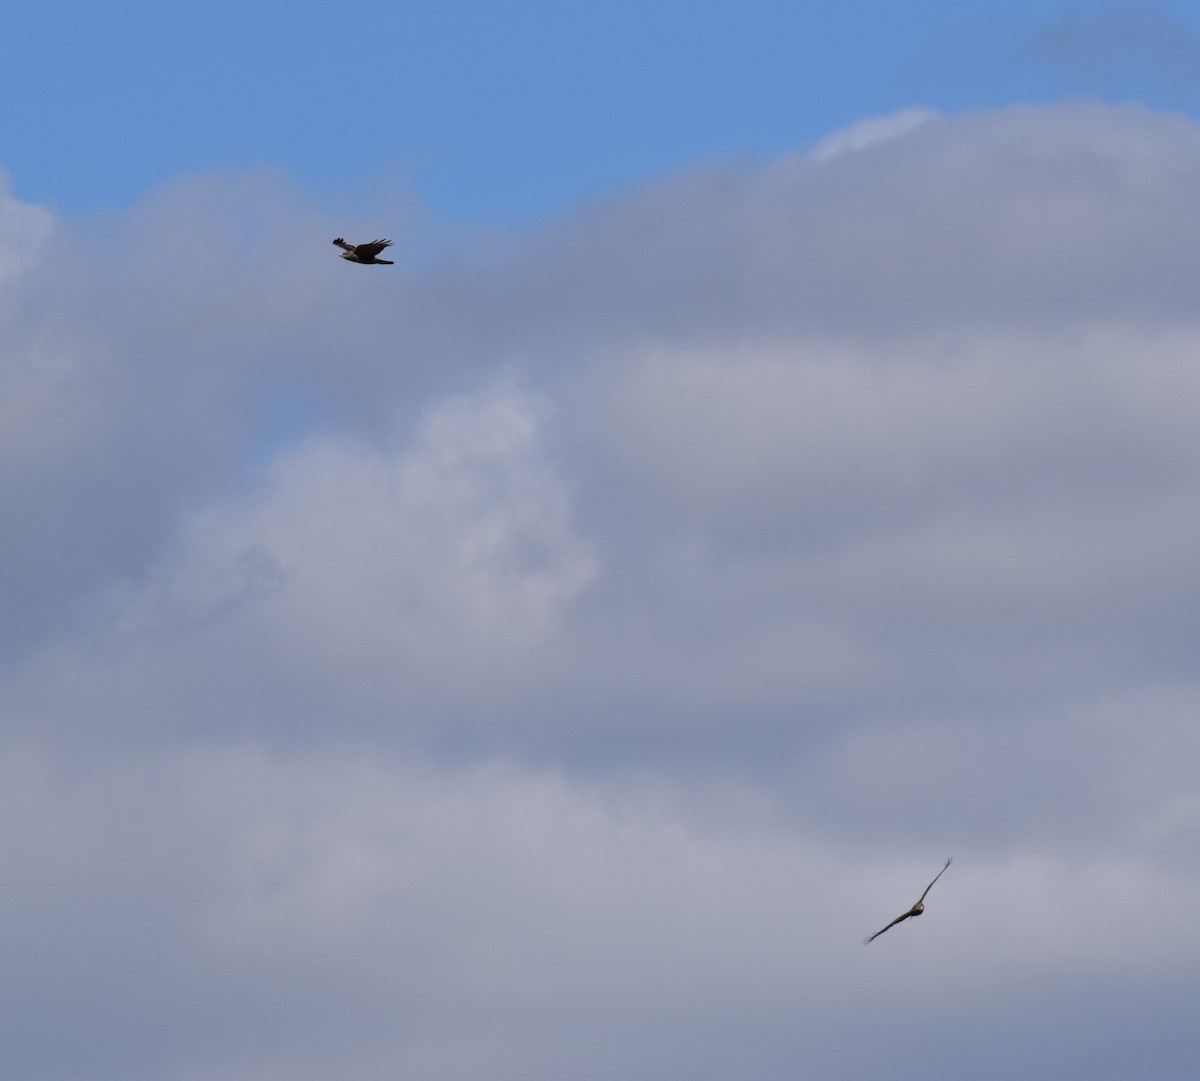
332, 237, 394, 264
863, 857, 952, 944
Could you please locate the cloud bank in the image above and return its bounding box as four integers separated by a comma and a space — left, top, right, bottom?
3, 102, 1200, 1080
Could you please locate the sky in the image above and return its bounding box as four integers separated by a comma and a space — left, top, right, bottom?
4, 2, 1200, 1080
6, 0, 1200, 220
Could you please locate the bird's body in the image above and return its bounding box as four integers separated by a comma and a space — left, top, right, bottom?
864, 857, 952, 944
332, 237, 394, 264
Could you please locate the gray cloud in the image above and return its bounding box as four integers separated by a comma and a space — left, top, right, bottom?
899, 4, 1200, 112
3, 103, 1200, 1080
1019, 3, 1200, 99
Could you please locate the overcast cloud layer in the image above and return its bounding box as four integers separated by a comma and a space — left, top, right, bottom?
3, 102, 1200, 1080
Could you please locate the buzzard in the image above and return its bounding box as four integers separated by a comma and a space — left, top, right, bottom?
332, 237, 394, 264
863, 857, 952, 944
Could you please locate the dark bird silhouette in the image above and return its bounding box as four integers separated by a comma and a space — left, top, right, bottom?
864, 857, 952, 944
332, 237, 394, 264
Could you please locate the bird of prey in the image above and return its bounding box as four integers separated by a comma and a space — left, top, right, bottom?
332, 237, 394, 264
863, 857, 952, 944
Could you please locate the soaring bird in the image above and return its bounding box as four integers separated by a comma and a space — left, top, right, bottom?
332, 237, 394, 264
863, 857, 952, 944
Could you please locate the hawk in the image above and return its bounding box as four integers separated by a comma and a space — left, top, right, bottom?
863, 857, 952, 944
332, 237, 394, 264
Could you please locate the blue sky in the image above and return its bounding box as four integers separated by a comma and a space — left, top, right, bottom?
6, 5, 1200, 1081
5, 0, 1200, 220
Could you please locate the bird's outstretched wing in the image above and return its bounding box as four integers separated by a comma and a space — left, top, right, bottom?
915, 857, 952, 906
863, 910, 915, 944
355, 238, 393, 259
332, 237, 355, 252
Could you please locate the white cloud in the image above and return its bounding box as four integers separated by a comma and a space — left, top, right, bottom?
808, 107, 941, 162
128, 388, 590, 643
4, 388, 595, 745
0, 169, 53, 288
